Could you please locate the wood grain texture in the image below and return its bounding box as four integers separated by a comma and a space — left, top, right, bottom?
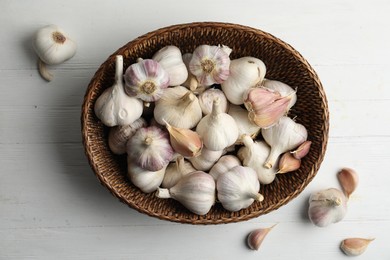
1, 0, 389, 259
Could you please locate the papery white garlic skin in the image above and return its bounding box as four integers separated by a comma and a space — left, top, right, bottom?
238, 135, 277, 184
308, 188, 348, 227
340, 238, 374, 256
228, 105, 261, 142
217, 166, 264, 212
156, 171, 216, 215
152, 45, 188, 86
124, 59, 169, 102
108, 117, 147, 155
209, 155, 241, 181
189, 147, 223, 171
221, 57, 266, 105
154, 86, 202, 129
263, 79, 297, 110
162, 156, 196, 188
189, 45, 230, 87
94, 55, 143, 127
196, 99, 239, 151
198, 88, 229, 115
261, 116, 307, 169
127, 158, 166, 193
127, 126, 174, 171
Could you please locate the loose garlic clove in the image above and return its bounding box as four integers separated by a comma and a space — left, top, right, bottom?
291, 140, 312, 160
127, 158, 166, 193
189, 45, 231, 87
127, 126, 174, 171
340, 238, 374, 256
217, 166, 264, 212
337, 168, 359, 198
152, 45, 188, 86
228, 105, 261, 143
198, 88, 229, 115
221, 57, 266, 105
189, 147, 223, 171
247, 224, 277, 251
124, 58, 170, 102
308, 188, 348, 227
156, 171, 216, 215
108, 117, 147, 155
165, 121, 203, 158
209, 155, 241, 181
162, 156, 196, 188
277, 152, 301, 174
154, 86, 202, 129
94, 55, 143, 127
262, 79, 297, 110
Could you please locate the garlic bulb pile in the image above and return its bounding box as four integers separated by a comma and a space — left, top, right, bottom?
93, 44, 311, 215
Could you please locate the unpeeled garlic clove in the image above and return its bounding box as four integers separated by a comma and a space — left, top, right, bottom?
340, 237, 374, 256
291, 140, 312, 160
337, 167, 359, 198
247, 224, 277, 251
277, 152, 301, 174
165, 121, 203, 157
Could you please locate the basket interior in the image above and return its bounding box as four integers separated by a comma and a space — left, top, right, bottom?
81, 22, 329, 224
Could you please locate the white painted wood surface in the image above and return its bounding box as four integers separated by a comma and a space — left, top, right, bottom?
1, 0, 389, 259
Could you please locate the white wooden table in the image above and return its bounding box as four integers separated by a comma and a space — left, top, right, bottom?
1, 1, 389, 259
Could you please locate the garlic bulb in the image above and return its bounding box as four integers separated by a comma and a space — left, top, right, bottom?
127, 158, 166, 193
237, 135, 277, 185
154, 86, 202, 129
127, 126, 174, 171
340, 238, 374, 256
228, 105, 261, 143
189, 147, 223, 171
152, 45, 188, 86
156, 171, 216, 215
263, 79, 297, 110
209, 155, 241, 181
189, 45, 230, 87
244, 87, 291, 128
217, 166, 264, 212
261, 116, 307, 169
108, 117, 147, 155
247, 224, 277, 251
308, 188, 348, 227
221, 57, 266, 105
162, 156, 196, 188
196, 98, 239, 151
124, 58, 169, 102
32, 25, 77, 81
165, 121, 203, 157
198, 88, 229, 115
94, 55, 143, 127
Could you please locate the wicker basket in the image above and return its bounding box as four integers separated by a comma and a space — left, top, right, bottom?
81, 22, 329, 224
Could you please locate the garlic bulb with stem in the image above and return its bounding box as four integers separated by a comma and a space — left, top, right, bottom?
162, 156, 196, 188
189, 45, 231, 87
154, 86, 202, 129
124, 58, 169, 102
247, 224, 277, 251
127, 126, 174, 171
152, 45, 188, 86
340, 237, 375, 256
196, 98, 239, 151
237, 135, 277, 184
127, 158, 166, 193
209, 155, 241, 181
221, 57, 266, 105
261, 116, 307, 169
228, 105, 261, 143
94, 55, 143, 127
108, 117, 147, 155
198, 88, 229, 115
156, 171, 216, 215
308, 188, 348, 227
32, 24, 77, 81
189, 147, 223, 171
217, 166, 264, 212
262, 79, 297, 110
337, 167, 359, 199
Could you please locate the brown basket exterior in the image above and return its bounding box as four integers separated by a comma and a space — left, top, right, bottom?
81, 22, 329, 224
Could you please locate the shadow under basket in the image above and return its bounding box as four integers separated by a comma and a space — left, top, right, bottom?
81, 22, 329, 224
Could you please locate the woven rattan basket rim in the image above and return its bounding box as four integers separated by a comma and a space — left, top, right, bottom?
81, 22, 329, 224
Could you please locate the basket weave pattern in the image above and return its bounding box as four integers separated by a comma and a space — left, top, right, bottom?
81, 22, 329, 224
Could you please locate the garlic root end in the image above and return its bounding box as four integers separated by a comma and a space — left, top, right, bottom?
38, 59, 53, 81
